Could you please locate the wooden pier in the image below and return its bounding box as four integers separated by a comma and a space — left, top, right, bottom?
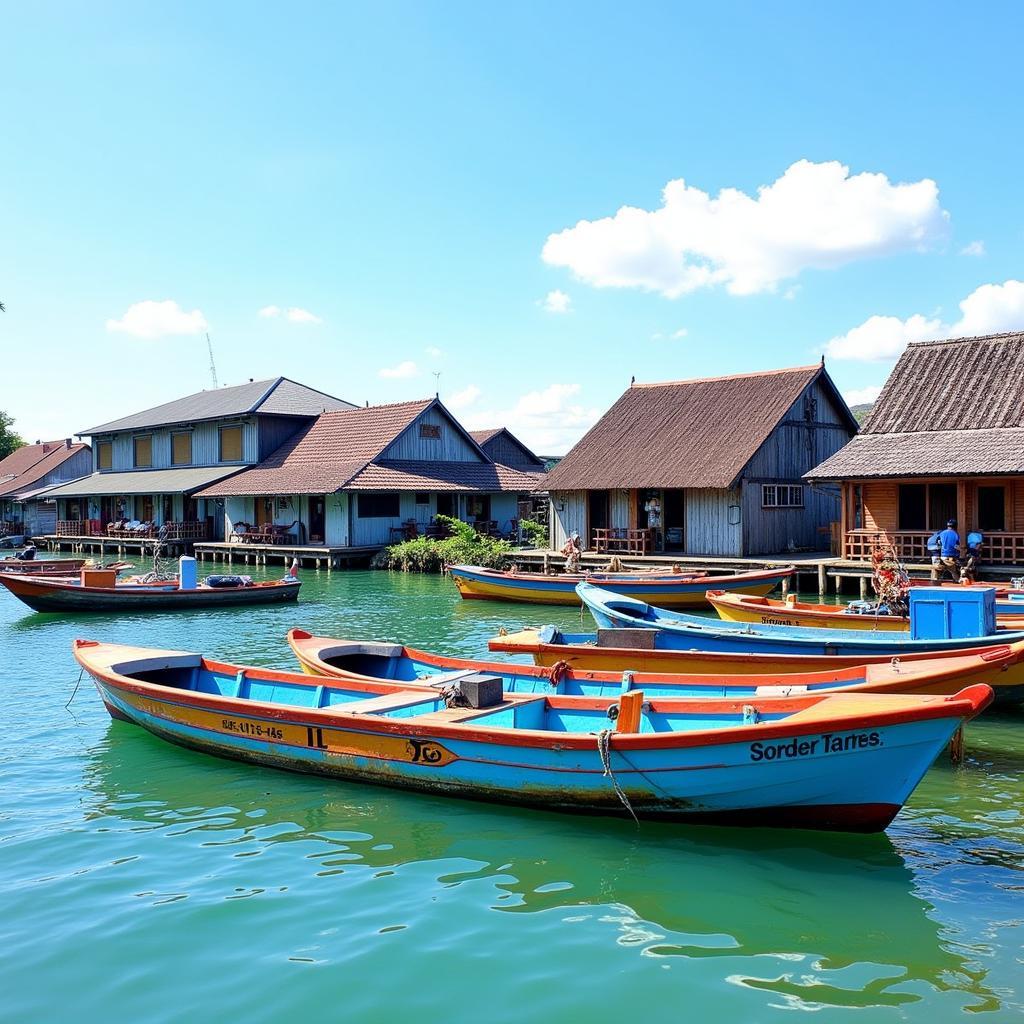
511, 549, 1023, 597
39, 533, 192, 557
193, 542, 380, 570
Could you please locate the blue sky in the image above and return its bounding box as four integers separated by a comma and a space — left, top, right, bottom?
2, 2, 1022, 452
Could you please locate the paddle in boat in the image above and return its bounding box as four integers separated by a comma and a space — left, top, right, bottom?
447, 563, 793, 607
286, 627, 1024, 702
73, 638, 992, 832
0, 564, 300, 613
707, 590, 1024, 632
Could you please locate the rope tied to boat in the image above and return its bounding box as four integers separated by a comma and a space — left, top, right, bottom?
596, 728, 639, 826
546, 660, 571, 687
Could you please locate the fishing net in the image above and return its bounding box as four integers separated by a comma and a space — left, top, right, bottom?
870, 539, 910, 617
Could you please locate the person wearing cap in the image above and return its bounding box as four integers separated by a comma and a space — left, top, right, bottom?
932, 519, 961, 582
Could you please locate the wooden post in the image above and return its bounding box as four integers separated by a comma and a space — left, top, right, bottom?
818, 562, 827, 596
781, 574, 790, 596
860, 576, 868, 600
616, 690, 644, 734
957, 480, 967, 549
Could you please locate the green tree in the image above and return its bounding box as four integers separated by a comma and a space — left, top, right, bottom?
0, 411, 25, 460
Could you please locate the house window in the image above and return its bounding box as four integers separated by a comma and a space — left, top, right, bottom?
358, 493, 400, 518
436, 493, 456, 517
133, 435, 153, 468
419, 423, 441, 439
171, 431, 192, 466
897, 484, 927, 530
219, 425, 243, 462
414, 492, 431, 505
762, 484, 804, 509
97, 441, 112, 470
978, 486, 1006, 531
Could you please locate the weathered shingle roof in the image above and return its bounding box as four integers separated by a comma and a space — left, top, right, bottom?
470, 427, 546, 469
197, 400, 434, 496
808, 332, 1024, 479
0, 440, 91, 498
198, 400, 544, 496
81, 377, 354, 434
543, 365, 850, 491
42, 466, 244, 497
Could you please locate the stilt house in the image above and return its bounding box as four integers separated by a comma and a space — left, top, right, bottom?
543, 364, 857, 557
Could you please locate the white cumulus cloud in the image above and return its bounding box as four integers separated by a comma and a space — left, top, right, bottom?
446, 384, 481, 411
106, 300, 208, 339
843, 385, 883, 406
542, 159, 947, 297
425, 346, 443, 358
541, 289, 572, 314
461, 382, 601, 454
258, 305, 323, 324
378, 360, 419, 380
960, 240, 986, 257
825, 279, 1024, 361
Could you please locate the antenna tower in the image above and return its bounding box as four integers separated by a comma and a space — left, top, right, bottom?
206, 333, 219, 387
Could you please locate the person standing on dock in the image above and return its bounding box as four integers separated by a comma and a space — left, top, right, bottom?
931, 519, 961, 582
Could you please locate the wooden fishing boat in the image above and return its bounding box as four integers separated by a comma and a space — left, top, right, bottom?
73, 638, 992, 832
578, 581, 1024, 656
286, 627, 1024, 701
0, 571, 300, 612
0, 557, 87, 575
708, 589, 1024, 632
447, 563, 793, 607
488, 625, 1024, 704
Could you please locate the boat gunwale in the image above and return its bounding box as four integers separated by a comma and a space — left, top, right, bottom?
73, 640, 992, 753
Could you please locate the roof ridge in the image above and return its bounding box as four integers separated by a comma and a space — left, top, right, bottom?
906, 330, 1024, 349
633, 364, 820, 388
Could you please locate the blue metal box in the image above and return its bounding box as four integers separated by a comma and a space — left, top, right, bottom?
909, 586, 997, 640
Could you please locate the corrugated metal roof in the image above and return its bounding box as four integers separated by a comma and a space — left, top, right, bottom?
42, 466, 244, 497
543, 365, 846, 491
80, 377, 355, 435
0, 441, 91, 498
862, 332, 1024, 436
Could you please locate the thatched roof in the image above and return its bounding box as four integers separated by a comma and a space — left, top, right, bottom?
809, 332, 1024, 479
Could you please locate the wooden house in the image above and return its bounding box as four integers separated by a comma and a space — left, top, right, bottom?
543, 364, 857, 557
197, 399, 544, 547
43, 377, 353, 540
807, 332, 1024, 565
0, 440, 92, 537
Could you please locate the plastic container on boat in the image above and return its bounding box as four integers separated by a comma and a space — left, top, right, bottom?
910, 587, 995, 640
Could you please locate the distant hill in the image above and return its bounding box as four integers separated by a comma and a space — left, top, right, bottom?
850, 402, 874, 424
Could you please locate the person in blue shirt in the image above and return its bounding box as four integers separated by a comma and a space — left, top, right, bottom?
931, 519, 961, 582
960, 530, 984, 583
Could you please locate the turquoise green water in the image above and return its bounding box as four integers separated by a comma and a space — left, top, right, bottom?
2, 566, 1022, 1022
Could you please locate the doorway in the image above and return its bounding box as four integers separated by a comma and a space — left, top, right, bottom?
663, 489, 685, 551
588, 490, 610, 545
309, 496, 326, 544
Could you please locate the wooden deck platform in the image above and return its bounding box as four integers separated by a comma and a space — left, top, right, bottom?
193, 542, 381, 570
39, 534, 193, 556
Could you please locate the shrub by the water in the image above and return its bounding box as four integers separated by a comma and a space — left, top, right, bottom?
371, 515, 514, 573
518, 516, 548, 549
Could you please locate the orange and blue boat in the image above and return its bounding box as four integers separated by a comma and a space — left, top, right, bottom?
74, 638, 991, 832
487, 627, 1024, 703
447, 563, 792, 607
286, 627, 1023, 700
708, 589, 1024, 632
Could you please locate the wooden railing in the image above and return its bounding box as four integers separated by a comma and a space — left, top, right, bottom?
591, 527, 654, 555
56, 520, 85, 536
161, 521, 209, 541
845, 529, 1024, 564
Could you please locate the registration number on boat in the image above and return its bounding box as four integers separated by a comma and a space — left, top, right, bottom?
221, 718, 284, 740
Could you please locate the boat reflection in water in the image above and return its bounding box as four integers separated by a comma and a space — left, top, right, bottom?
79, 724, 1005, 1015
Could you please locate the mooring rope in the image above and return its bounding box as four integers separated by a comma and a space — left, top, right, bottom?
65, 667, 84, 710
596, 728, 639, 825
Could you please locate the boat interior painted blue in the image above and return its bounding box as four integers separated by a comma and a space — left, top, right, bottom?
126, 664, 801, 734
